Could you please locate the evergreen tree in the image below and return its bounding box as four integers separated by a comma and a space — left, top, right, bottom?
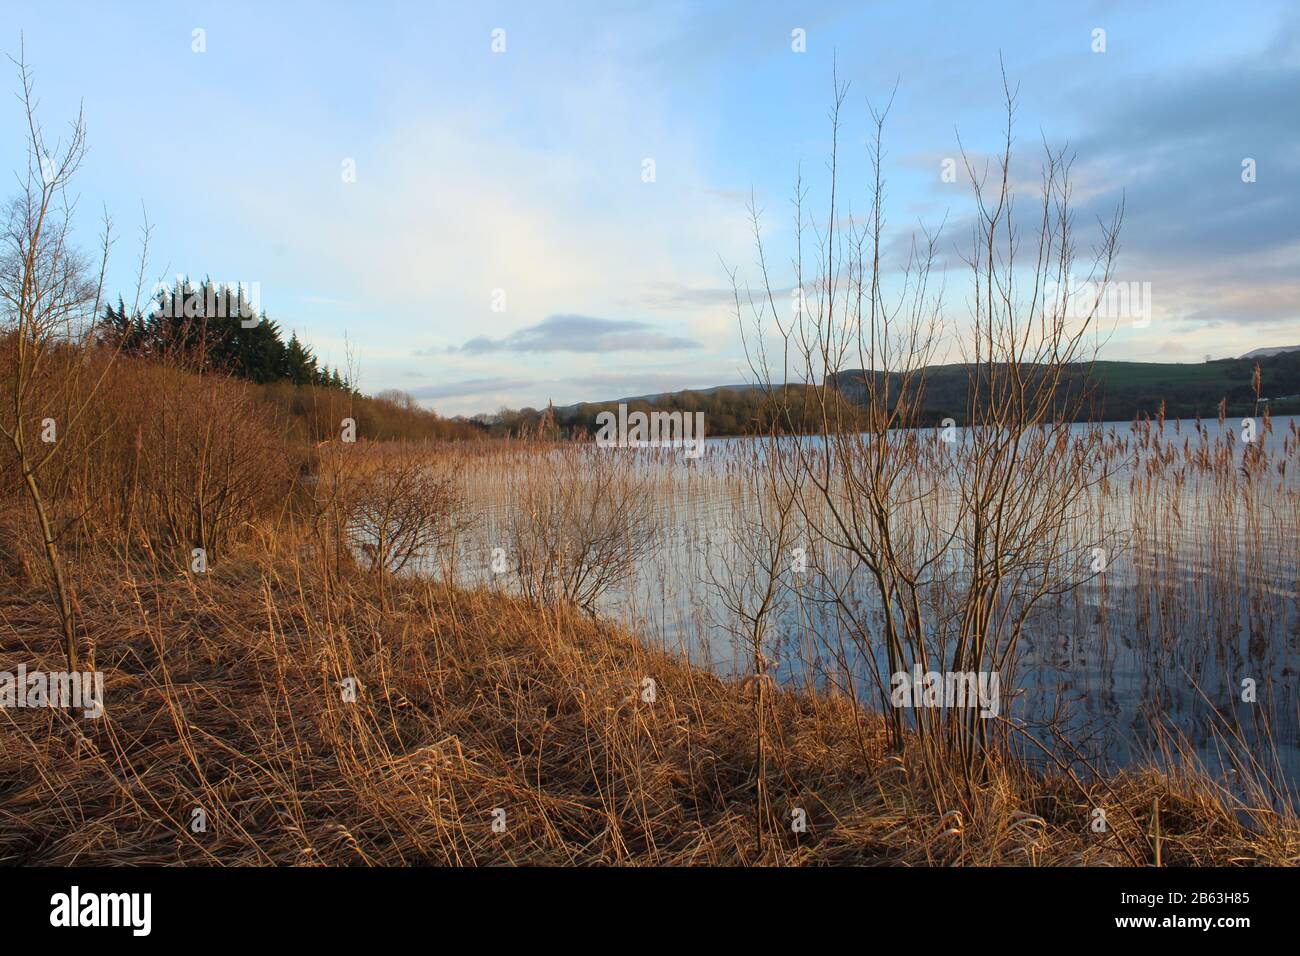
97, 273, 357, 391
101, 296, 147, 355
284, 332, 316, 386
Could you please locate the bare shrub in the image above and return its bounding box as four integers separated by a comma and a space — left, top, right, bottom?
507, 449, 657, 615
0, 50, 124, 667
136, 364, 298, 560
343, 449, 463, 577
704, 431, 801, 853
733, 68, 1125, 792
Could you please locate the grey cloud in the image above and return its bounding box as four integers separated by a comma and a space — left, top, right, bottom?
449, 314, 700, 354
1059, 59, 1300, 329
402, 377, 538, 400
631, 282, 746, 310
568, 371, 722, 392
883, 53, 1300, 333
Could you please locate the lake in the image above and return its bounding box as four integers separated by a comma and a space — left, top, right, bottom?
429, 415, 1299, 802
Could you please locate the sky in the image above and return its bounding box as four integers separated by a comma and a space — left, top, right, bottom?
3, 0, 1298, 416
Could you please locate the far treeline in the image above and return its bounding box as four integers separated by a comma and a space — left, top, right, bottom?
492, 351, 1300, 439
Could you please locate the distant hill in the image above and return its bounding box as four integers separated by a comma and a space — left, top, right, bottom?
554, 383, 750, 414
547, 351, 1300, 437
1239, 344, 1300, 360
830, 351, 1300, 425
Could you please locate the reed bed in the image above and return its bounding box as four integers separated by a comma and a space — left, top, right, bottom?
422, 415, 1299, 805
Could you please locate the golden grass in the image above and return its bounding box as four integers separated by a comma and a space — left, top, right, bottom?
1, 534, 1294, 866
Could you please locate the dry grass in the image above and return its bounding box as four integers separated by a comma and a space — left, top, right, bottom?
1, 531, 1294, 866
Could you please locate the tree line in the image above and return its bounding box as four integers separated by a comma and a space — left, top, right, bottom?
101, 278, 352, 390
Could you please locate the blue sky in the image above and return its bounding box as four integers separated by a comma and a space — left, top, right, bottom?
4, 1, 1298, 415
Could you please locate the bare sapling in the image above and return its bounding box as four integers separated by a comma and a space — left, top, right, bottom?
0, 48, 146, 668
733, 65, 1126, 795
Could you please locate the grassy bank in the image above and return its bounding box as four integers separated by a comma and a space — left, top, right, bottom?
1, 537, 1295, 866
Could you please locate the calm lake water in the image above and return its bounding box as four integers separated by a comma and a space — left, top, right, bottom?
433, 415, 1300, 801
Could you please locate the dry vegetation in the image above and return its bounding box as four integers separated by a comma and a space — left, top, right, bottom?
1, 528, 1296, 866
2, 391, 1294, 865
0, 350, 1295, 865
506, 450, 657, 615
